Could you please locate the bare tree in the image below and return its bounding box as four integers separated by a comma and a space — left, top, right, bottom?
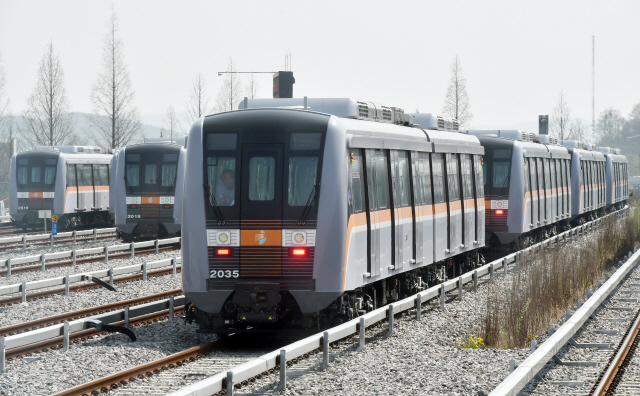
551, 91, 572, 141
0, 51, 8, 132
216, 58, 243, 112
186, 73, 210, 125
90, 10, 141, 149
570, 119, 590, 143
247, 73, 259, 99
164, 106, 181, 141
21, 41, 76, 148
442, 55, 472, 127
595, 107, 625, 142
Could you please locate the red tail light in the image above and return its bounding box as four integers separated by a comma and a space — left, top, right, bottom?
130, 205, 137, 209
495, 209, 504, 215
164, 205, 171, 208
217, 248, 230, 256
291, 248, 307, 257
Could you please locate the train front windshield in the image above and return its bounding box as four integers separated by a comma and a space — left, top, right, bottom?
125, 152, 179, 194
16, 156, 58, 192
484, 148, 512, 197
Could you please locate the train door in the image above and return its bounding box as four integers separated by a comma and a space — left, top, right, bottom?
543, 159, 551, 224
524, 158, 532, 231
412, 152, 433, 265
445, 153, 462, 254
77, 164, 95, 211
66, 164, 78, 212
550, 160, 557, 222
460, 154, 474, 248
240, 144, 284, 277
536, 158, 544, 226
473, 155, 485, 246
530, 159, 539, 227
364, 149, 379, 277
431, 154, 447, 261
390, 150, 413, 270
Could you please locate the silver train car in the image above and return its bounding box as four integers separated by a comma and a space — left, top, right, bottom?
9, 146, 113, 230
598, 147, 629, 209
182, 98, 485, 333
462, 130, 573, 245
111, 142, 186, 241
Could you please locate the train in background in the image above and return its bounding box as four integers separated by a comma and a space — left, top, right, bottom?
462, 130, 628, 247
111, 140, 186, 241
9, 146, 113, 231
182, 98, 486, 333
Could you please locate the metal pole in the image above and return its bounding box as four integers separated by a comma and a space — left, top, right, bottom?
6, 258, 10, 277
21, 281, 26, 303
109, 268, 114, 286
321, 331, 329, 370
104, 245, 109, 263
72, 230, 76, 245
63, 322, 69, 352
440, 283, 445, 310
458, 278, 463, 300
172, 257, 177, 275
490, 263, 494, 279
386, 304, 394, 337
357, 317, 365, 351
473, 270, 478, 292
22, 235, 26, 250
275, 349, 287, 392
416, 294, 422, 320
0, 337, 4, 373
93, 228, 97, 242
65, 274, 69, 296
143, 262, 147, 281
41, 254, 46, 271
124, 306, 129, 328
130, 242, 135, 258
169, 296, 174, 322
226, 371, 234, 396
72, 249, 76, 267
155, 239, 159, 254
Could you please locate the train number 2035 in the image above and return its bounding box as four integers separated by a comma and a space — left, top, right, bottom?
210, 270, 239, 279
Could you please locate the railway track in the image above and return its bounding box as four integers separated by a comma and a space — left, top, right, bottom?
0, 233, 117, 252
0, 245, 178, 277
0, 265, 182, 307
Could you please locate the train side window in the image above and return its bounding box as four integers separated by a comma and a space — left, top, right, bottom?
144, 164, 158, 185
536, 158, 544, 196
524, 159, 530, 193
99, 165, 109, 186
349, 150, 364, 213
421, 153, 433, 205
126, 163, 140, 187
365, 149, 378, 211
248, 157, 275, 201
398, 151, 410, 207
375, 150, 389, 209
431, 154, 445, 204
530, 160, 538, 193
550, 160, 557, 207
66, 165, 76, 187
474, 155, 484, 198
543, 159, 551, 195
447, 154, 460, 201
17, 166, 28, 186
461, 155, 473, 199
410, 153, 423, 206
77, 165, 92, 187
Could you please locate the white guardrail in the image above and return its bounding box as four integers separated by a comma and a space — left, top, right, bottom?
0, 294, 186, 372
1, 236, 181, 276
167, 210, 625, 396
0, 227, 118, 249
0, 255, 181, 300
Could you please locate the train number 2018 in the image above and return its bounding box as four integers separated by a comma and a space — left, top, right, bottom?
210, 270, 239, 279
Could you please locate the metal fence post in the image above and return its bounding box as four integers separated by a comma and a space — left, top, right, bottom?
65, 274, 69, 296
50, 234, 54, 250
321, 331, 329, 370
473, 270, 478, 292
548, 324, 555, 336
509, 359, 516, 373
104, 245, 109, 263
72, 230, 76, 245
0, 337, 4, 373
503, 258, 508, 276
21, 281, 26, 303
130, 243, 135, 258
169, 296, 174, 322
530, 339, 537, 352
172, 257, 177, 275
490, 263, 494, 279
458, 277, 463, 300
386, 304, 394, 337
155, 239, 159, 254
109, 268, 114, 286
41, 254, 46, 271
142, 262, 147, 281
6, 258, 10, 277
72, 249, 76, 267
356, 317, 366, 352
226, 371, 234, 396
93, 228, 97, 242
440, 283, 445, 310
275, 349, 287, 392
124, 306, 129, 328
22, 235, 26, 250
416, 294, 422, 320
63, 322, 69, 352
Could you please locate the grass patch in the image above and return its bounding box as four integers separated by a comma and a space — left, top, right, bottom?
483, 205, 640, 349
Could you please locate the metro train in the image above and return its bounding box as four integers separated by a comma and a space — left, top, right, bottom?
182, 98, 486, 333
9, 146, 113, 230
462, 131, 628, 247
111, 141, 186, 241
181, 98, 629, 334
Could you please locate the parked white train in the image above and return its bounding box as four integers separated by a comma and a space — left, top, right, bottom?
9, 146, 113, 230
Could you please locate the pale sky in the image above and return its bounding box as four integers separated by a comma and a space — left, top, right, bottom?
1, 0, 639, 132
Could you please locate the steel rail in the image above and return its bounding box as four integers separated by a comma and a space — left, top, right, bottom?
0, 245, 178, 276
0, 234, 117, 252
0, 289, 182, 337
0, 266, 182, 307
5, 306, 186, 360
51, 341, 217, 396
592, 307, 640, 395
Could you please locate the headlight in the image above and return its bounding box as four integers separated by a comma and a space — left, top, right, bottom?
218, 232, 229, 244
292, 231, 306, 245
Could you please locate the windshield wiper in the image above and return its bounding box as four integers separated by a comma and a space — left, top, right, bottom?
203, 183, 225, 225
298, 183, 318, 225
